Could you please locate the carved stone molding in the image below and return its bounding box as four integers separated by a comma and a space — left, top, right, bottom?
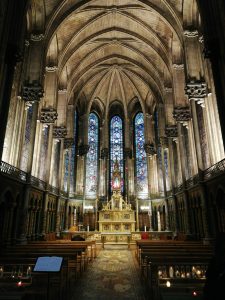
45, 66, 58, 72
22, 82, 44, 102
25, 40, 30, 47
144, 143, 156, 155
173, 107, 191, 122
185, 80, 208, 100
173, 64, 184, 70
199, 35, 204, 44
78, 144, 90, 156
30, 33, 44, 42
124, 148, 132, 159
165, 126, 178, 138
53, 126, 67, 138
58, 89, 67, 94
183, 30, 198, 38
100, 148, 109, 159
164, 87, 173, 93
160, 137, 169, 148
40, 108, 58, 123
64, 138, 74, 149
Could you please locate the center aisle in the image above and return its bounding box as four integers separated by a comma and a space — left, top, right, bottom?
71, 244, 147, 300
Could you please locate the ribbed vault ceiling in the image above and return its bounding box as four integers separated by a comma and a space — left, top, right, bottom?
30, 0, 199, 115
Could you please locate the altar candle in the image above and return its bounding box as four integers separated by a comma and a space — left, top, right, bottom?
87, 225, 89, 232
144, 226, 146, 232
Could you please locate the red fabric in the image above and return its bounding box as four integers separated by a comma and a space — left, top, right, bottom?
141, 232, 149, 239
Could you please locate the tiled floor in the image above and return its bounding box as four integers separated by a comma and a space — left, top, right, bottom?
71, 244, 147, 300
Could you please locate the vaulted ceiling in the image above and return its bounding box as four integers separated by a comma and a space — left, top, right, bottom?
29, 0, 200, 116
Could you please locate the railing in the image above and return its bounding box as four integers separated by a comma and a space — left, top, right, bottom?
1, 158, 225, 199
30, 176, 46, 190
49, 185, 59, 195
186, 174, 200, 189
0, 161, 27, 182
204, 158, 225, 181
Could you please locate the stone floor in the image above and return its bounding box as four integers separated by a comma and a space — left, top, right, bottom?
71, 244, 148, 300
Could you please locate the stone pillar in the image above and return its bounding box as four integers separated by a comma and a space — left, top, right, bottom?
18, 83, 43, 244
0, 0, 28, 161
159, 137, 169, 231
174, 107, 191, 234
185, 80, 209, 170
165, 126, 179, 232
136, 198, 139, 231
197, 1, 225, 147
144, 142, 156, 197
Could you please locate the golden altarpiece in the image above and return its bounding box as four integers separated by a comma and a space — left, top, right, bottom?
98, 160, 136, 238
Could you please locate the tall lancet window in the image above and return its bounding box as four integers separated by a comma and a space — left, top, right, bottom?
70, 111, 77, 194
110, 116, 124, 193
134, 112, 148, 198
85, 113, 99, 198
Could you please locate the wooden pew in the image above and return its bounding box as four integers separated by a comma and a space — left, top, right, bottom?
135, 240, 213, 300
0, 240, 97, 300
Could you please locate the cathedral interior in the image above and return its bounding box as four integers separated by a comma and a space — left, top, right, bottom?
0, 0, 225, 299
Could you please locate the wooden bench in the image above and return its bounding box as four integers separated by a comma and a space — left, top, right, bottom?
135, 240, 213, 300
0, 240, 98, 300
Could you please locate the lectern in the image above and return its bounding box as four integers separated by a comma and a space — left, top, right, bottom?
33, 256, 63, 300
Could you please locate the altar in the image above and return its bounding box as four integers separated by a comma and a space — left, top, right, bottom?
98, 159, 136, 235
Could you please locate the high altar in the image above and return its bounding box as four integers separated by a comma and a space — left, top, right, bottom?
98, 160, 136, 233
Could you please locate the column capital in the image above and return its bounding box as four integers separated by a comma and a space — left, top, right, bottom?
40, 108, 58, 123
164, 87, 173, 93
64, 138, 74, 149
45, 66, 58, 72
183, 29, 198, 38
173, 107, 191, 122
144, 143, 156, 155
172, 64, 184, 70
53, 126, 67, 138
22, 81, 44, 103
30, 33, 45, 42
165, 125, 178, 138
78, 144, 89, 156
58, 89, 67, 94
185, 80, 208, 101
100, 148, 109, 159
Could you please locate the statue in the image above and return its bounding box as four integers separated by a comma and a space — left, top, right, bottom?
112, 158, 121, 191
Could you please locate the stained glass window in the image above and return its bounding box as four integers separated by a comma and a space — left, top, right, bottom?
20, 106, 33, 171
85, 113, 99, 197
70, 111, 77, 194
63, 151, 69, 192
134, 112, 148, 198
110, 116, 124, 193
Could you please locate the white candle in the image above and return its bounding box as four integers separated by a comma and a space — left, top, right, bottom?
144, 226, 146, 232
87, 225, 89, 232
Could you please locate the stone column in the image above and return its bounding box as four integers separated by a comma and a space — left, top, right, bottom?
159, 137, 169, 231
173, 108, 192, 235
77, 144, 89, 218
17, 83, 43, 244
165, 126, 179, 232
196, 1, 225, 147
185, 80, 209, 170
